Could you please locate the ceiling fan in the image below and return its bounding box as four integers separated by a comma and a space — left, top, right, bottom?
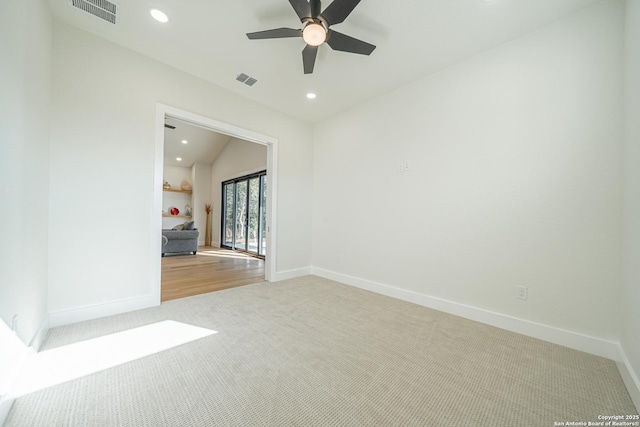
246, 0, 376, 74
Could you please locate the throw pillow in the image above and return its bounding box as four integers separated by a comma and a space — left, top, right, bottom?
183, 220, 195, 230
172, 223, 185, 230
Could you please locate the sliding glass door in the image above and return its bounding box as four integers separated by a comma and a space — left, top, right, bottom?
221, 171, 267, 257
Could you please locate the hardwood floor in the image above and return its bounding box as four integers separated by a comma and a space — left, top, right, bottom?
161, 246, 265, 302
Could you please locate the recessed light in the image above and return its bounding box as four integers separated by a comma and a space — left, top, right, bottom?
150, 8, 169, 23
181, 140, 188, 144
306, 92, 317, 99
176, 157, 182, 161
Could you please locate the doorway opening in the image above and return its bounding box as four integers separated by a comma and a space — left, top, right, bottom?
153, 104, 278, 304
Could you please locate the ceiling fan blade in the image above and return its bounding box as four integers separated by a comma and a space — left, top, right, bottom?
288, 0, 311, 21
247, 28, 301, 40
310, 0, 321, 18
326, 30, 375, 55
302, 45, 318, 74
320, 0, 361, 26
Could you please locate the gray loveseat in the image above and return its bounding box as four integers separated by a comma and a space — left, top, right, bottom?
162, 221, 199, 256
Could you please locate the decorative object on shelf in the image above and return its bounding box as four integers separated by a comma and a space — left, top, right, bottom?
170, 206, 180, 216
163, 181, 171, 190
181, 179, 192, 191
185, 204, 192, 217
205, 204, 212, 246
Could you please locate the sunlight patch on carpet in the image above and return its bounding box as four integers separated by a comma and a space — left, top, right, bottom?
12, 320, 216, 397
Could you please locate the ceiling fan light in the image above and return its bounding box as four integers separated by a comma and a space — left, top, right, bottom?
302, 23, 326, 46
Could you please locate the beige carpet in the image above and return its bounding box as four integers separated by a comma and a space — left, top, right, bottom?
6, 276, 637, 426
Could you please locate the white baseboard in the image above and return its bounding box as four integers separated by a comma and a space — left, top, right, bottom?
46, 265, 309, 329
48, 295, 159, 328
617, 345, 640, 412
272, 267, 312, 282
311, 267, 620, 362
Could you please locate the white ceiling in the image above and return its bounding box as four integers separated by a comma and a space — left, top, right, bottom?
164, 117, 231, 168
49, 0, 600, 123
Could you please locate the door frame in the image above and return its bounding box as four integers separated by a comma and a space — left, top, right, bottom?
151, 104, 278, 303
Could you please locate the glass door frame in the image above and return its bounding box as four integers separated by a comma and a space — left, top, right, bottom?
221, 170, 267, 258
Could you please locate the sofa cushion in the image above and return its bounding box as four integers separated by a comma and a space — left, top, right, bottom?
162, 229, 199, 239
172, 220, 194, 231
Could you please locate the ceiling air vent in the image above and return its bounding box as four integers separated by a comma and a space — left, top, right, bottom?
69, 0, 119, 24
236, 73, 258, 87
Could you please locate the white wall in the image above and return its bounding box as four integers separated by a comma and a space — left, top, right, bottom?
48, 23, 313, 319
313, 1, 623, 343
163, 164, 192, 193
192, 162, 212, 244
210, 138, 268, 247
0, 0, 52, 421
621, 0, 640, 409
0, 0, 51, 347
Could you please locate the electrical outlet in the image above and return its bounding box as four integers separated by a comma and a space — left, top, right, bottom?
516, 286, 528, 300
398, 161, 411, 173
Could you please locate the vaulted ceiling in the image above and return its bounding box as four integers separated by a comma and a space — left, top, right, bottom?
49, 0, 600, 123
163, 117, 232, 168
